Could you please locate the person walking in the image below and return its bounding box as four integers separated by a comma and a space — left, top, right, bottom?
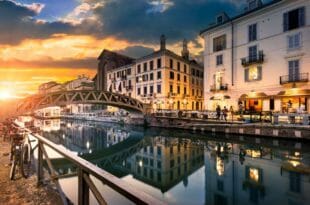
223, 106, 228, 122
216, 105, 221, 120
229, 106, 234, 122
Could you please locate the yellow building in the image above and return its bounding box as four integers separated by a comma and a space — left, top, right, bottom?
105, 35, 204, 111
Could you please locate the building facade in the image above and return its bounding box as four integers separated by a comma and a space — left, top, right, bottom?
105, 36, 204, 111
201, 0, 310, 112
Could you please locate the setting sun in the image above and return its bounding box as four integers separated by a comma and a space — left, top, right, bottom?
0, 90, 12, 100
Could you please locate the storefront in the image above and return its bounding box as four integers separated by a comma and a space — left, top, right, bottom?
239, 92, 268, 112
209, 94, 231, 110
276, 89, 310, 113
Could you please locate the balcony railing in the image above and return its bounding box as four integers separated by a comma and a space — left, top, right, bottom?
210, 84, 228, 92
126, 85, 133, 90
280, 73, 309, 85
241, 51, 264, 67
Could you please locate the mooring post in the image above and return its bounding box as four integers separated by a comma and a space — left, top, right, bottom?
37, 141, 44, 186
78, 168, 89, 205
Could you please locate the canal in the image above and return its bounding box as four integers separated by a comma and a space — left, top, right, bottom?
34, 118, 310, 205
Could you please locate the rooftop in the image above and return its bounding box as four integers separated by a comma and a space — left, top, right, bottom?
200, 0, 283, 35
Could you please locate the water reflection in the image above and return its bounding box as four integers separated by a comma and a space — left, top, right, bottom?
33, 119, 310, 205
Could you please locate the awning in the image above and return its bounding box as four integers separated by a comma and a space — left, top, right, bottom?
276, 89, 310, 97
210, 95, 230, 100
240, 92, 268, 99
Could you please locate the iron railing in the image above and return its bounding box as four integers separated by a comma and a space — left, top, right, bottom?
18, 124, 165, 205
280, 73, 309, 84
241, 51, 264, 66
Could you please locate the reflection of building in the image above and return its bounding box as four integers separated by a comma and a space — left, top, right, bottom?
99, 35, 204, 111
200, 0, 310, 112
204, 142, 310, 205
122, 137, 204, 192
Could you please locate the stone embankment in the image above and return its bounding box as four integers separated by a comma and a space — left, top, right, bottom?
147, 116, 310, 139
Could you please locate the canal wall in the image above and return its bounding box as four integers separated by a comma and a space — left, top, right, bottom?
146, 116, 310, 140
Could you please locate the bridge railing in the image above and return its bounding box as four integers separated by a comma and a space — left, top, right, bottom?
16, 122, 165, 205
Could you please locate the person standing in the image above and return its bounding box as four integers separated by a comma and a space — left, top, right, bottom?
216, 105, 221, 120
229, 106, 234, 122
223, 106, 228, 121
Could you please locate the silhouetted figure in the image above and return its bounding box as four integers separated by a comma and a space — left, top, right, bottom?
216, 105, 221, 120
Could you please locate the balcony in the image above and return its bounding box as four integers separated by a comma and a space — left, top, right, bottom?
126, 85, 133, 91
121, 75, 127, 80
210, 84, 228, 92
241, 51, 264, 67
280, 73, 309, 85
168, 92, 177, 97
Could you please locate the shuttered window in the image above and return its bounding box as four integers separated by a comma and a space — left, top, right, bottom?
245, 66, 262, 82
283, 7, 305, 32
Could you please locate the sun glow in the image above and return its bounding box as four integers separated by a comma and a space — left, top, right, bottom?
0, 90, 12, 100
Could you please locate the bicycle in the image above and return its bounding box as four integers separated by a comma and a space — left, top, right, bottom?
9, 129, 32, 180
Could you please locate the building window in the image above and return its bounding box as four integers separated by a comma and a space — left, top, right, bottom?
177, 73, 180, 81
184, 87, 187, 95
127, 68, 131, 75
184, 75, 187, 82
217, 15, 223, 24
283, 7, 305, 32
137, 65, 141, 73
184, 65, 187, 73
143, 62, 147, 72
157, 84, 161, 94
192, 89, 194, 96
157, 71, 162, 79
177, 86, 180, 94
248, 23, 257, 42
216, 54, 223, 66
213, 34, 226, 52
249, 45, 257, 61
217, 180, 224, 192
289, 171, 301, 193
170, 71, 174, 80
288, 60, 300, 81
150, 61, 154, 70
144, 86, 147, 95
137, 88, 141, 95
170, 59, 173, 69
288, 33, 301, 50
157, 58, 161, 68
150, 73, 154, 81
245, 66, 262, 81
150, 85, 153, 94
157, 146, 161, 156
177, 62, 180, 71
170, 85, 173, 93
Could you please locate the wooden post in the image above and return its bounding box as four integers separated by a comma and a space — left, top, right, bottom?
78, 168, 89, 205
37, 140, 43, 186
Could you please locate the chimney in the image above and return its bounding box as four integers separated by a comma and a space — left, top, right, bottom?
181, 39, 189, 60
160, 34, 166, 50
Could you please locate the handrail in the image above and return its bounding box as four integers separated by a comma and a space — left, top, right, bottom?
18, 124, 166, 205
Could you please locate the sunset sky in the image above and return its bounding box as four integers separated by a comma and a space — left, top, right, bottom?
0, 0, 264, 99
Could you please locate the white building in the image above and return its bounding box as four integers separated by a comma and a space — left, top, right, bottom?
200, 0, 310, 112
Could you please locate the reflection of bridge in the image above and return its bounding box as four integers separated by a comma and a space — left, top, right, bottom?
51, 135, 149, 173
17, 90, 145, 114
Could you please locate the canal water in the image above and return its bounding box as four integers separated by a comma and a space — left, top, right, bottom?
34, 119, 310, 205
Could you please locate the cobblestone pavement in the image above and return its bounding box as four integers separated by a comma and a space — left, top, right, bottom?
0, 137, 62, 205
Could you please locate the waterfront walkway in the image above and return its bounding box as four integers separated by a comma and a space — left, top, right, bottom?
0, 137, 62, 205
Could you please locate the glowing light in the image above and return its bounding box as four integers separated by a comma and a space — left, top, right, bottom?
249, 168, 259, 182
139, 160, 143, 167
289, 160, 300, 167
86, 141, 90, 149
0, 90, 12, 100
216, 157, 224, 176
